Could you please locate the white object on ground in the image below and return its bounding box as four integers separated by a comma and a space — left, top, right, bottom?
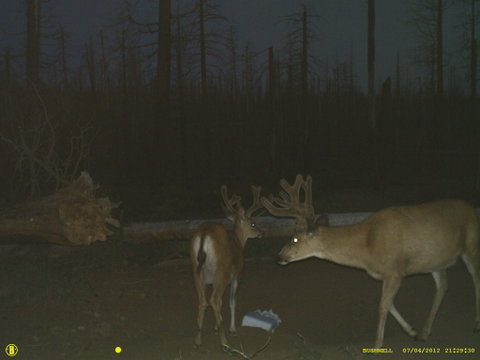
241, 309, 281, 332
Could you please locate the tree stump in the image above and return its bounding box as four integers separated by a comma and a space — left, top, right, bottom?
0, 172, 120, 245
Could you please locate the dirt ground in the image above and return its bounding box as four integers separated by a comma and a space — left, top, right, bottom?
0, 238, 478, 360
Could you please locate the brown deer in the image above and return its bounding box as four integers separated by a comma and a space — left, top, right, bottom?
190, 185, 263, 347
275, 192, 480, 348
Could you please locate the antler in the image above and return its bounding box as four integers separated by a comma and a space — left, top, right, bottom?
221, 185, 243, 217
261, 174, 315, 231
246, 185, 263, 218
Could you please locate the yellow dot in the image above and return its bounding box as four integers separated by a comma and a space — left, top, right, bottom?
115, 346, 122, 354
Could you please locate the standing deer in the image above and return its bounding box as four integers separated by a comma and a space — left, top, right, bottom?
190, 185, 263, 347
263, 175, 480, 348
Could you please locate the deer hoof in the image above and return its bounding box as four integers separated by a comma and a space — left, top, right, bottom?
414, 334, 427, 342
194, 333, 202, 348
219, 333, 228, 347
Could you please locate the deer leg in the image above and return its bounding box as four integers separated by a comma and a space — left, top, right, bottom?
417, 269, 447, 341
390, 304, 417, 338
462, 253, 480, 332
229, 277, 238, 336
375, 276, 402, 348
193, 273, 208, 347
210, 283, 228, 346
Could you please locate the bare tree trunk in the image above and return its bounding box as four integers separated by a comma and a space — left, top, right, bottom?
4, 50, 12, 86
175, 4, 184, 103
227, 25, 238, 98
26, 0, 40, 86
470, 0, 480, 191
368, 0, 376, 129
300, 7, 311, 172
301, 7, 308, 99
120, 29, 127, 96
99, 30, 108, 91
470, 0, 477, 99
368, 0, 380, 188
59, 25, 69, 89
436, 0, 443, 98
199, 0, 207, 101
395, 51, 401, 96
85, 40, 96, 93
158, 0, 171, 101
268, 46, 278, 173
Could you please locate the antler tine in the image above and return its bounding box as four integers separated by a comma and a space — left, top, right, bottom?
261, 174, 317, 232
260, 174, 304, 218
220, 185, 242, 216
279, 174, 302, 206
303, 175, 315, 217
246, 185, 263, 218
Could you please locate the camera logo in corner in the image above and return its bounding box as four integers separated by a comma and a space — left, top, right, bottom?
5, 344, 19, 357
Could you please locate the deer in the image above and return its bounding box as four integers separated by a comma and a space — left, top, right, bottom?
264, 175, 480, 348
190, 185, 263, 348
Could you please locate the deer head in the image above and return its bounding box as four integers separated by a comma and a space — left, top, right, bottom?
221, 185, 263, 240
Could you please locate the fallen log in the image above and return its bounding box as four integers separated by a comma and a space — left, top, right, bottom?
0, 172, 120, 245
122, 212, 372, 243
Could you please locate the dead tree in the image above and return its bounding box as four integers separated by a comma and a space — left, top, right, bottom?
123, 0, 172, 100
158, 0, 172, 101
25, 0, 63, 87
436, 0, 443, 98
368, 0, 381, 188
25, 0, 41, 86
278, 4, 322, 172
84, 38, 97, 93
58, 24, 69, 89
0, 172, 119, 246
184, 0, 228, 101
1, 89, 97, 197
408, 0, 449, 97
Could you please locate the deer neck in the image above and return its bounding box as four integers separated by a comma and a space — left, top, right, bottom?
232, 221, 248, 248
317, 223, 369, 270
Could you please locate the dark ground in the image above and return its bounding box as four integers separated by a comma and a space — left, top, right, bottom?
0, 233, 478, 360
0, 175, 479, 360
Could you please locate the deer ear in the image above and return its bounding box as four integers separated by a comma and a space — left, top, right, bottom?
315, 214, 329, 227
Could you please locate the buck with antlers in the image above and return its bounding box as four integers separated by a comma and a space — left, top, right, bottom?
264, 175, 480, 348
190, 185, 263, 347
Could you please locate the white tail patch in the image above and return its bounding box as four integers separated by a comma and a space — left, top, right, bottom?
192, 235, 217, 284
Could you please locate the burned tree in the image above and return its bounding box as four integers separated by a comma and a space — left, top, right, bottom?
278, 4, 322, 172
25, 0, 41, 86
409, 0, 449, 97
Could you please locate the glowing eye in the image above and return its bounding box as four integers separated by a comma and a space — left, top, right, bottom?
251, 223, 256, 227
293, 237, 299, 243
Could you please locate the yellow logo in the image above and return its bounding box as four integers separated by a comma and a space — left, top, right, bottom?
115, 346, 122, 354
5, 344, 19, 357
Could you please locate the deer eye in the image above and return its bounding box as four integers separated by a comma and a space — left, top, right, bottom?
251, 223, 256, 227
292, 237, 299, 244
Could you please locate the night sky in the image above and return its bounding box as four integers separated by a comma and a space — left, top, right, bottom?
0, 0, 468, 90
